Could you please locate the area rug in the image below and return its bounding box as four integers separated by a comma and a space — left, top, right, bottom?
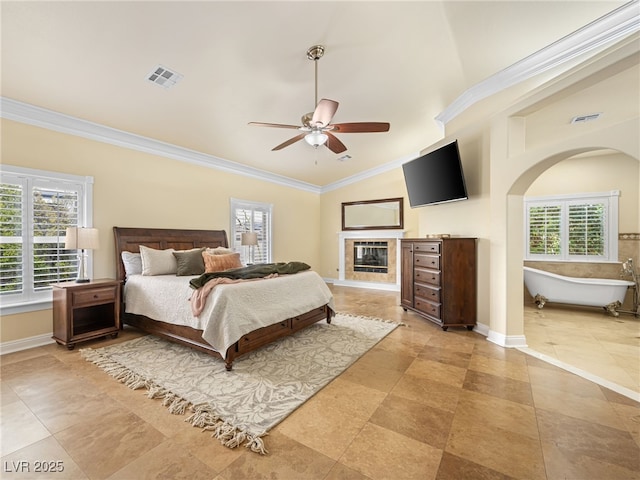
80, 313, 399, 454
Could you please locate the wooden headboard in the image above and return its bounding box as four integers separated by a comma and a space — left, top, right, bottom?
113, 227, 229, 282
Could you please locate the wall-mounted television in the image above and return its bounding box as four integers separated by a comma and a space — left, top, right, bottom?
402, 140, 468, 207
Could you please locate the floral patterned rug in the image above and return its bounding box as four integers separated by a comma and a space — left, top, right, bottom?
81, 313, 399, 454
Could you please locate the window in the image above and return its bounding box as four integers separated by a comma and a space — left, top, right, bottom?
230, 198, 272, 265
524, 190, 619, 262
1, 165, 93, 313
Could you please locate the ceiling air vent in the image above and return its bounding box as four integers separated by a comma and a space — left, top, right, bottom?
570, 113, 601, 124
146, 65, 183, 89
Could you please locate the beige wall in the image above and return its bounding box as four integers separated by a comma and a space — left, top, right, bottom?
318, 168, 420, 279
1, 119, 321, 343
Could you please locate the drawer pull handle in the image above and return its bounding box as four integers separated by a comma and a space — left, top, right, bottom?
93, 294, 98, 299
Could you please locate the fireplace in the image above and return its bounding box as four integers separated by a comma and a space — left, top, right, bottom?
353, 241, 388, 273
337, 230, 404, 291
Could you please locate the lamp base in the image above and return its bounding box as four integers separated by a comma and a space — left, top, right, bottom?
75, 278, 91, 283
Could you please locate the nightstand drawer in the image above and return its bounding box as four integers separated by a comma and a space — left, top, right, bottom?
72, 286, 117, 307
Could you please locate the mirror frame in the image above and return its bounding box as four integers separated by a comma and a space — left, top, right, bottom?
341, 197, 404, 231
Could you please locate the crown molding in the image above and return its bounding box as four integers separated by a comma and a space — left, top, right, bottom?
321, 152, 419, 193
435, 0, 640, 127
0, 97, 323, 194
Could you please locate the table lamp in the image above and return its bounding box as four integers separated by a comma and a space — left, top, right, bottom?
65, 227, 99, 283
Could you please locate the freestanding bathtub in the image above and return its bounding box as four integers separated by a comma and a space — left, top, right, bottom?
523, 266, 635, 316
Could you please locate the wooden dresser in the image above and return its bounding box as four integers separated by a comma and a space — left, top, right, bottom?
400, 238, 477, 330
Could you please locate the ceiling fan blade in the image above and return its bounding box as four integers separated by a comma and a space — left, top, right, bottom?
325, 132, 347, 154
272, 133, 307, 151
248, 122, 301, 130
331, 122, 390, 133
311, 99, 339, 127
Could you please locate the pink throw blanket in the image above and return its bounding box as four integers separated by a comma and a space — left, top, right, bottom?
189, 274, 277, 317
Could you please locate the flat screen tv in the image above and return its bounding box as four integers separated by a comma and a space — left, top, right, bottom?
402, 140, 468, 207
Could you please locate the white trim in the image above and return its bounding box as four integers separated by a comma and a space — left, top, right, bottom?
1, 97, 322, 194
320, 152, 419, 193
0, 333, 55, 355
336, 230, 405, 291
487, 330, 528, 348
518, 347, 640, 402
524, 190, 619, 262
473, 322, 490, 338
435, 1, 640, 127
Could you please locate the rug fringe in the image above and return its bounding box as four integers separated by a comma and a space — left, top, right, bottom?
186, 404, 268, 454
80, 347, 268, 454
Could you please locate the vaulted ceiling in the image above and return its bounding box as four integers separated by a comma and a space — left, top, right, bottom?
1, 1, 635, 188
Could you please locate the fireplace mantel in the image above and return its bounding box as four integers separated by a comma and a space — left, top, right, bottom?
335, 230, 405, 291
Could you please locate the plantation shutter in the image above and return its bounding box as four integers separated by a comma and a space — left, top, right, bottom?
0, 181, 25, 295
231, 199, 272, 265
32, 183, 80, 289
527, 204, 561, 257
567, 202, 606, 257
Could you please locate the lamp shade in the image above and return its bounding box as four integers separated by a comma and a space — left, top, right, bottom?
65, 227, 100, 250
241, 232, 258, 246
304, 131, 328, 147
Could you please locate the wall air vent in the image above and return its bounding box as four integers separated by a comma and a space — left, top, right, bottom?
146, 65, 183, 89
570, 113, 601, 124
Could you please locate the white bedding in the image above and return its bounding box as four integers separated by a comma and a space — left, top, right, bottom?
124, 271, 334, 359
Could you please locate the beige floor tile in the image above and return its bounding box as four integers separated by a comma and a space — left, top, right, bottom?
340, 423, 442, 480
0, 400, 51, 457
0, 436, 87, 479
446, 414, 546, 480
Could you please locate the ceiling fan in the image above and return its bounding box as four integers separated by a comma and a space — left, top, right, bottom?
248, 45, 390, 154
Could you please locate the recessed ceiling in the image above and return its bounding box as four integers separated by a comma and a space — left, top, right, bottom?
1, 1, 634, 187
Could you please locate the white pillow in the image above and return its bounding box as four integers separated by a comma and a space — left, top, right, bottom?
121, 251, 142, 277
139, 245, 177, 276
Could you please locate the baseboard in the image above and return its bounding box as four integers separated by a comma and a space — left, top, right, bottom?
487, 330, 528, 348
473, 322, 490, 337
1, 333, 55, 355
332, 279, 400, 292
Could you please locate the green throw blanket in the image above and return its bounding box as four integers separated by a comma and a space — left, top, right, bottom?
189, 261, 311, 289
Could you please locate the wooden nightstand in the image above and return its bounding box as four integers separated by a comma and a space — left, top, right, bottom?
52, 279, 122, 350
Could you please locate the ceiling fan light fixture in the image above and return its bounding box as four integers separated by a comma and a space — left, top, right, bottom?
304, 131, 328, 147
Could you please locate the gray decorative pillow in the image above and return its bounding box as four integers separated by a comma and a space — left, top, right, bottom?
173, 248, 206, 276
121, 251, 142, 277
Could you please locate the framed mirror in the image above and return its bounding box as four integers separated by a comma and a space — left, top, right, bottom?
342, 197, 404, 231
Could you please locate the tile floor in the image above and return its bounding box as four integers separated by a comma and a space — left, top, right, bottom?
523, 301, 640, 398
1, 285, 639, 479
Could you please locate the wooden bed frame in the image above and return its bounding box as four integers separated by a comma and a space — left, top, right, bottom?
113, 227, 332, 370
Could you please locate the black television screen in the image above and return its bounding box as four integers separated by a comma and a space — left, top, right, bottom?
402, 140, 468, 207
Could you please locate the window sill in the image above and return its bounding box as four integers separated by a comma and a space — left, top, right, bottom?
0, 300, 53, 316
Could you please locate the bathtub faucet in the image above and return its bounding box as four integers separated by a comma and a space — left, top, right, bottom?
620, 258, 639, 316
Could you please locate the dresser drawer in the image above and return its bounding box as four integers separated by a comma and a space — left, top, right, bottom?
414, 253, 440, 269
414, 298, 441, 319
414, 267, 441, 286
72, 286, 117, 307
414, 242, 440, 254
415, 283, 440, 303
